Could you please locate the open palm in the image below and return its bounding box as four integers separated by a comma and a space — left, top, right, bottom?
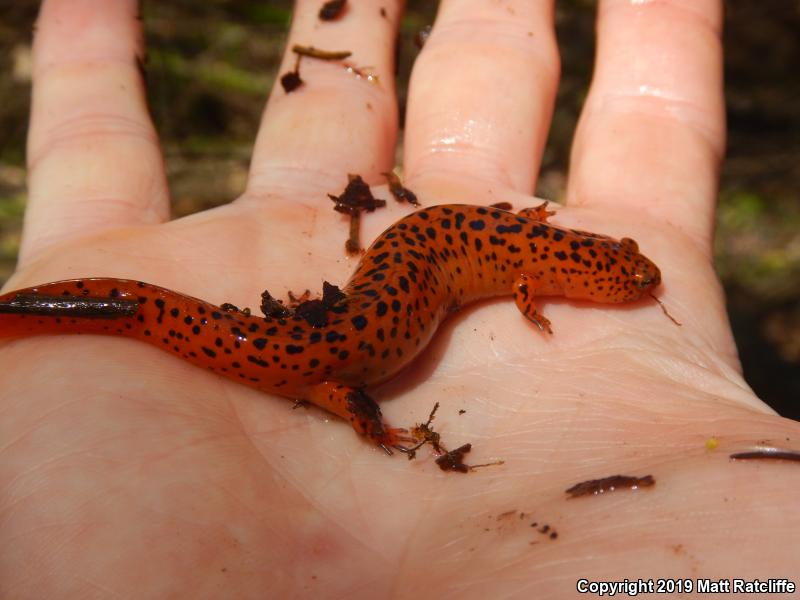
2, 1, 798, 597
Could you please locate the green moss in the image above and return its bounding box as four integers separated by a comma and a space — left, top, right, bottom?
240, 6, 292, 26
718, 190, 766, 230
0, 193, 26, 219
149, 49, 269, 95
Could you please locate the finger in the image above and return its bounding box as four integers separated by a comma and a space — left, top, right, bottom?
22, 0, 168, 265
403, 0, 559, 197
567, 0, 725, 248
247, 0, 400, 196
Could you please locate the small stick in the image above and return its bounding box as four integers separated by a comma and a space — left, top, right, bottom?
730, 449, 800, 462
292, 45, 352, 61
649, 292, 682, 327
0, 294, 138, 318
345, 211, 361, 255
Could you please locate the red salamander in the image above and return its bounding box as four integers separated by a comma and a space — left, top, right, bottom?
0, 204, 661, 451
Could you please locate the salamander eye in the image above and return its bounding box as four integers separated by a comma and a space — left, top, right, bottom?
632, 260, 662, 290
620, 237, 639, 253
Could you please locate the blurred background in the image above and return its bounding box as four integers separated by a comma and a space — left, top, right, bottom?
0, 1, 798, 418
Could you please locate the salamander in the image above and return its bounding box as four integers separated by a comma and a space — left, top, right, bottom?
0, 203, 661, 451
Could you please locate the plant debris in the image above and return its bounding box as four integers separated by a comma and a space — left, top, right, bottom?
566, 474, 655, 498
328, 174, 387, 254
383, 171, 419, 205
318, 0, 347, 21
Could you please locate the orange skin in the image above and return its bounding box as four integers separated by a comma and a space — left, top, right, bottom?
0, 204, 660, 450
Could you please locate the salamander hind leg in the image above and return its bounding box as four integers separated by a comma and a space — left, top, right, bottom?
513, 273, 553, 334
517, 201, 555, 222
307, 382, 412, 453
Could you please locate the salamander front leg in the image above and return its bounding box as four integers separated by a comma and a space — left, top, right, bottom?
517, 201, 555, 223
307, 382, 413, 453
513, 273, 553, 334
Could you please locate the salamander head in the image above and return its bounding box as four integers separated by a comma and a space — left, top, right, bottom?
617, 237, 661, 301
561, 235, 662, 303
631, 253, 661, 294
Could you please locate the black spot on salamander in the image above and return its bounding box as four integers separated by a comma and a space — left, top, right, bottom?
202, 347, 216, 358
528, 225, 549, 239
351, 315, 368, 330
247, 355, 269, 367
286, 345, 304, 354
76, 281, 85, 289
376, 301, 388, 317
170, 308, 179, 318
184, 315, 193, 324
469, 220, 485, 231
154, 298, 165, 323
554, 251, 568, 261
552, 230, 565, 242
211, 311, 222, 320
192, 325, 201, 335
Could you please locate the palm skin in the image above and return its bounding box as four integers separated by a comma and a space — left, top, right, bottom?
2, 1, 799, 598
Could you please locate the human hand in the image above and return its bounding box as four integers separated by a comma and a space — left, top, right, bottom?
2, 1, 798, 597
